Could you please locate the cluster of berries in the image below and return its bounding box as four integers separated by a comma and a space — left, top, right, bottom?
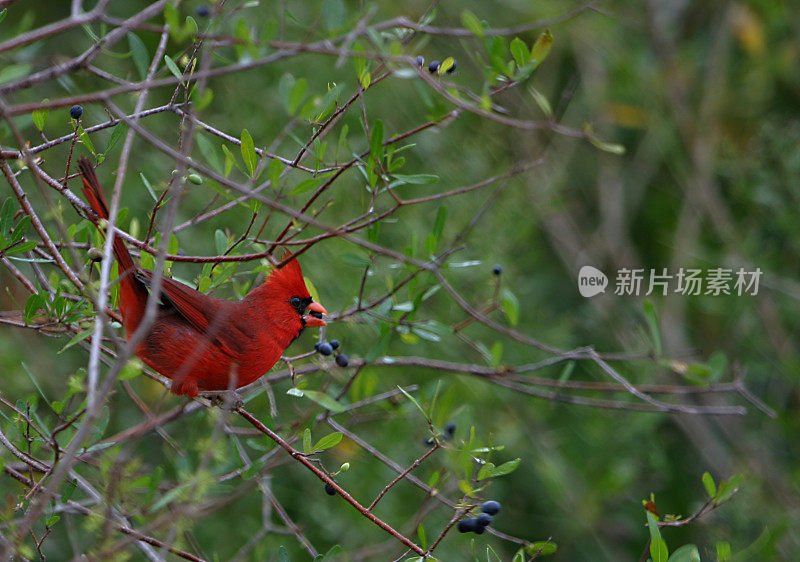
458, 501, 502, 534
414, 55, 457, 75
314, 339, 349, 367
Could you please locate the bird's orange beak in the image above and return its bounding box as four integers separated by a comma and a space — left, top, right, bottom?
303, 301, 328, 327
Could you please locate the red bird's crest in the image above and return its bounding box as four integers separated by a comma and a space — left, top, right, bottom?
267, 257, 310, 298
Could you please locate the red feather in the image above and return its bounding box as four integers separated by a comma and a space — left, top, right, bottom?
78, 157, 327, 397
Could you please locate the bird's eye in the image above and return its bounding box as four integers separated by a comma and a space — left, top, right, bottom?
289, 296, 301, 308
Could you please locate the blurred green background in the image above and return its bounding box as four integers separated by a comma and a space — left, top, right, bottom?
1, 0, 798, 560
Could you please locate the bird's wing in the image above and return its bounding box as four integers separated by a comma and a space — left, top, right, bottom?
133, 269, 245, 356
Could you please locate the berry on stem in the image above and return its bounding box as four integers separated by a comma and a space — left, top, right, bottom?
476, 513, 493, 527
444, 421, 456, 438
317, 342, 333, 356
69, 105, 83, 120
493, 265, 502, 276
481, 500, 501, 515
329, 339, 340, 350
324, 483, 336, 495
457, 518, 479, 533
335, 353, 349, 367
415, 55, 425, 67
428, 60, 440, 73
196, 5, 210, 17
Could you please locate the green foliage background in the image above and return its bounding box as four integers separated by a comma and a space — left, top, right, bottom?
1, 0, 798, 560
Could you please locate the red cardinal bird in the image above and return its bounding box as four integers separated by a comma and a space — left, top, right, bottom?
77, 157, 327, 397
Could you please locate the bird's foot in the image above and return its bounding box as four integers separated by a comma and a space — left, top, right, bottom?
204, 391, 244, 410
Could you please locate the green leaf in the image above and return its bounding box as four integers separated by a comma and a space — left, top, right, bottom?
668, 544, 700, 562
24, 293, 45, 323
500, 288, 519, 326
214, 229, 228, 255
708, 351, 727, 382
478, 457, 520, 479
294, 389, 346, 413
240, 129, 257, 177
643, 299, 662, 355
105, 122, 126, 156
489, 340, 503, 366
461, 9, 484, 37
586, 124, 626, 154
312, 82, 343, 123
1, 198, 13, 235
397, 385, 427, 418
164, 3, 180, 39
322, 0, 345, 30
438, 57, 455, 75
196, 133, 222, 174
127, 33, 149, 80
78, 126, 95, 154
702, 471, 716, 498
715, 474, 742, 504
311, 432, 343, 452
646, 512, 667, 562
268, 158, 284, 186
221, 144, 242, 175
58, 327, 93, 354
32, 99, 49, 131
46, 514, 60, 527
0, 9, 6, 25
526, 541, 558, 556
530, 29, 554, 68
289, 78, 308, 115
302, 428, 312, 454
164, 55, 183, 82
510, 37, 529, 69
389, 173, 438, 185
118, 358, 142, 380
7, 240, 36, 254
432, 205, 446, 243
651, 537, 669, 562
369, 119, 384, 164
417, 524, 427, 550
287, 178, 321, 197
530, 87, 553, 117
716, 541, 731, 561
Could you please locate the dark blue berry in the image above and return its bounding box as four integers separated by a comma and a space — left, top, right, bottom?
446, 60, 457, 73
481, 500, 501, 515
317, 342, 333, 356
415, 55, 425, 67
335, 353, 349, 367
457, 518, 479, 533
314, 341, 322, 351
428, 61, 440, 73
69, 105, 83, 120
329, 340, 340, 350
424, 436, 435, 446
196, 5, 210, 17
324, 483, 336, 495
474, 524, 485, 534
476, 513, 492, 527
444, 422, 456, 438
493, 265, 502, 275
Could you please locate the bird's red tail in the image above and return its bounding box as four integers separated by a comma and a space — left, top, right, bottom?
77, 157, 136, 276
